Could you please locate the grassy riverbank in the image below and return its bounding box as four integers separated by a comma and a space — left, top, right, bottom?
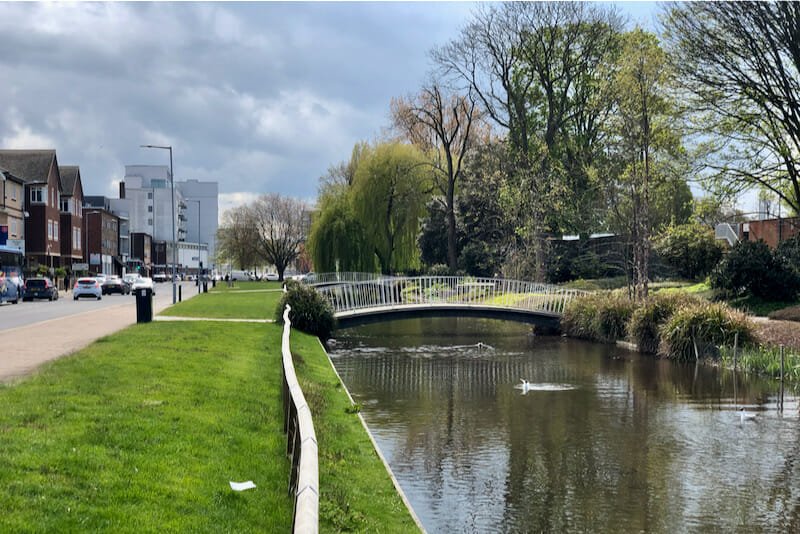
0, 293, 418, 532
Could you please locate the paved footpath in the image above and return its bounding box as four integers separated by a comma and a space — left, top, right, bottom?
0, 289, 198, 384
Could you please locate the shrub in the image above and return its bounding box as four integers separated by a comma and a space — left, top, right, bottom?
275, 282, 336, 339
776, 234, 800, 271
653, 223, 723, 280
710, 239, 800, 300
561, 292, 635, 343
658, 301, 754, 361
768, 305, 800, 323
627, 292, 701, 354
427, 263, 453, 277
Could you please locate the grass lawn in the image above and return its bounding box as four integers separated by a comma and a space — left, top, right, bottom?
1, 291, 419, 532
0, 322, 292, 532
163, 290, 284, 319
211, 280, 284, 292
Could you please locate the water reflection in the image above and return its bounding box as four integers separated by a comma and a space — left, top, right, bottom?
329, 317, 800, 533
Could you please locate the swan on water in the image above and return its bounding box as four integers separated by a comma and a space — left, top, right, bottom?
740, 408, 758, 423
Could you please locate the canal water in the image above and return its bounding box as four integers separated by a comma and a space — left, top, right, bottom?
328, 317, 800, 533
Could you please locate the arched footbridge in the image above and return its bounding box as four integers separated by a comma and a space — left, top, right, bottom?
304, 273, 585, 330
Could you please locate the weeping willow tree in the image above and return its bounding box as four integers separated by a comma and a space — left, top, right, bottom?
351, 143, 432, 274
307, 186, 376, 272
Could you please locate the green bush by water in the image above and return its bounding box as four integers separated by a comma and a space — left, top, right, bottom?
561, 292, 635, 343
627, 292, 701, 354
275, 281, 336, 339
659, 301, 755, 361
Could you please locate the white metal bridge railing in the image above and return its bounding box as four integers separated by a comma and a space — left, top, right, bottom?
304, 272, 391, 285
314, 275, 585, 317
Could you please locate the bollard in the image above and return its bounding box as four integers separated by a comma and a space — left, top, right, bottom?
179, 285, 182, 302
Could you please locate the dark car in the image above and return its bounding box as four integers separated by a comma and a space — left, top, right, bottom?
23, 277, 59, 301
102, 275, 131, 295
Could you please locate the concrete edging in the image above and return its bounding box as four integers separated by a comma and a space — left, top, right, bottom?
315, 338, 427, 533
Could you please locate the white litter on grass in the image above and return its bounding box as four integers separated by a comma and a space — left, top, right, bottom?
230, 480, 257, 491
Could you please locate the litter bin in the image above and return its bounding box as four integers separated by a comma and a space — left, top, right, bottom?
136, 287, 153, 323
202, 281, 208, 293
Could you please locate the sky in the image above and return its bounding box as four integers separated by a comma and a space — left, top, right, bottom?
0, 2, 669, 218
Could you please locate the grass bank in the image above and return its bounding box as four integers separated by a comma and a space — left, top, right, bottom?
0, 322, 292, 532
1, 294, 418, 532
288, 331, 419, 532
163, 290, 283, 319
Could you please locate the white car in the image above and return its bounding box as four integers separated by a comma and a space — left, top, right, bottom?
266, 272, 279, 281
131, 277, 155, 295
73, 277, 103, 300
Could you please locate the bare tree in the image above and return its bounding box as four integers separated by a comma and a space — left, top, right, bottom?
250, 193, 309, 281
392, 83, 480, 271
664, 1, 800, 214
216, 205, 259, 271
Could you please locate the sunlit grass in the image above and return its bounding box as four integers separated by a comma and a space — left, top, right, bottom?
0, 322, 292, 532
163, 291, 283, 319
210, 280, 283, 292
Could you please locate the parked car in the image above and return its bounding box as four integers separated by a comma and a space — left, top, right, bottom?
131, 277, 155, 295
265, 272, 279, 281
152, 273, 169, 283
123, 273, 141, 287
73, 277, 102, 300
102, 275, 131, 295
23, 277, 59, 301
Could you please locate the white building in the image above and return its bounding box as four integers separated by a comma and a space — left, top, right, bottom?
176, 179, 218, 270
121, 166, 218, 274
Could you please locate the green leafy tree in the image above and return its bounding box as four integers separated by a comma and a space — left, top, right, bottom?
351, 143, 431, 274
663, 2, 800, 215
307, 187, 375, 273
607, 29, 678, 301
653, 223, 723, 280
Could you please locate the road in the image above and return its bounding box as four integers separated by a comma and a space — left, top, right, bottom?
0, 281, 198, 331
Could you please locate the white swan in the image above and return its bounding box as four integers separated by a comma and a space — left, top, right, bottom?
520, 379, 532, 394
740, 408, 758, 423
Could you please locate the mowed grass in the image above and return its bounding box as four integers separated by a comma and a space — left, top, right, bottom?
211, 280, 284, 292
288, 332, 420, 532
0, 321, 292, 532
163, 290, 284, 319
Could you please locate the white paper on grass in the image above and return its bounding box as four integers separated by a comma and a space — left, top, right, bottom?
229, 480, 256, 491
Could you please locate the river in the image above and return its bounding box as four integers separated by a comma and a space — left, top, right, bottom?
328, 317, 800, 533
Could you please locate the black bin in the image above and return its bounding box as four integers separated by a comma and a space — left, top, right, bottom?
136, 287, 153, 323
202, 281, 208, 293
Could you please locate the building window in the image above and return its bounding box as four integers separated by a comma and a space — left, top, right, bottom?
147, 191, 153, 199
76, 228, 81, 250
31, 187, 44, 203
54, 221, 59, 241
47, 220, 53, 240
148, 218, 153, 226
148, 205, 153, 213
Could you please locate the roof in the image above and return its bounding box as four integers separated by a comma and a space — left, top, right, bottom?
58, 165, 80, 195
0, 149, 58, 185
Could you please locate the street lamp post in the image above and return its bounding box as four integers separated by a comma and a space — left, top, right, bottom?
140, 144, 177, 304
